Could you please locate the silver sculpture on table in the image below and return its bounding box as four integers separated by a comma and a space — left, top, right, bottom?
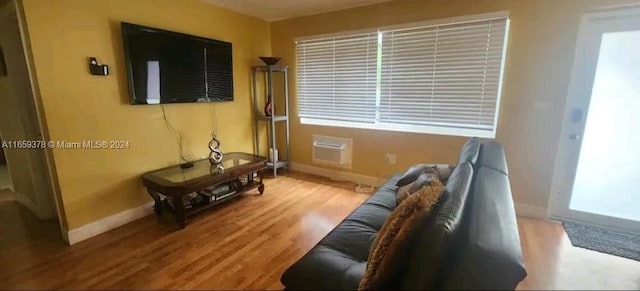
208, 132, 224, 173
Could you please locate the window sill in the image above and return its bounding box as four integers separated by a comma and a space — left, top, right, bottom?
300, 118, 496, 138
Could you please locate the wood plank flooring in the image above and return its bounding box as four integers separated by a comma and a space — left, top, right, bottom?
517, 217, 640, 290
0, 165, 12, 191
0, 172, 638, 290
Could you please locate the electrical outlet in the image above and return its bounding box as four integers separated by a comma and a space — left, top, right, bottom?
386, 153, 396, 165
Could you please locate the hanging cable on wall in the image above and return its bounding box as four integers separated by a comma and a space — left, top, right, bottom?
209, 102, 219, 136
161, 105, 188, 163
327, 164, 375, 194
207, 102, 223, 165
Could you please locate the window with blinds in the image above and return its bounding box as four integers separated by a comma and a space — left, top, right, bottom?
296, 32, 378, 123
295, 13, 509, 138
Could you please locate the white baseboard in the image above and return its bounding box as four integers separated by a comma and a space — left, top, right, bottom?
67, 202, 154, 245
515, 203, 547, 219
60, 225, 70, 244
289, 162, 383, 187
290, 162, 547, 219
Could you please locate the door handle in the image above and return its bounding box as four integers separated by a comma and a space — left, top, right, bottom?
569, 133, 581, 140
571, 109, 584, 123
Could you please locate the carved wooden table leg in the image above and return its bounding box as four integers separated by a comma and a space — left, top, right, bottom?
174, 195, 187, 229
148, 189, 163, 216
258, 170, 265, 195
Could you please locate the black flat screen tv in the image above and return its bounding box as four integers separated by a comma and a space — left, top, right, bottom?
121, 22, 233, 105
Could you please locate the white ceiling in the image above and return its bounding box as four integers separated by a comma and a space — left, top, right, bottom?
203, 0, 394, 21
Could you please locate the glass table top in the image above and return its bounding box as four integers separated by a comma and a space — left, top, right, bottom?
145, 152, 265, 184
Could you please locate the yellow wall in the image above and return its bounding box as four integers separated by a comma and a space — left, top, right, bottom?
21, 0, 271, 229
271, 0, 639, 209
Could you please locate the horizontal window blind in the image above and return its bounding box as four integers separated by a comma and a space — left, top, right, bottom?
379, 18, 508, 132
296, 32, 378, 123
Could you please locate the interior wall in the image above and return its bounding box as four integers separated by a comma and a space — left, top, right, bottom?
270, 0, 640, 209
20, 0, 272, 229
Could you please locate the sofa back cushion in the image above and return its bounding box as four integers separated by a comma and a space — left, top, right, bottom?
399, 162, 474, 289
441, 166, 527, 289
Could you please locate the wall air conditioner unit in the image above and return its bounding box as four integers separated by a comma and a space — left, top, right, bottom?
312, 135, 352, 169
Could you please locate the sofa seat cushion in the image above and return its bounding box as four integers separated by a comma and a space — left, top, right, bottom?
280, 217, 378, 290
280, 245, 366, 290
343, 204, 392, 233
362, 174, 401, 210
281, 188, 395, 289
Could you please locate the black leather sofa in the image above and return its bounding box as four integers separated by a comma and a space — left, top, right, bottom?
280, 138, 527, 290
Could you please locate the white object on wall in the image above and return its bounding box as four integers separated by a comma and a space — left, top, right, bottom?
312, 135, 352, 169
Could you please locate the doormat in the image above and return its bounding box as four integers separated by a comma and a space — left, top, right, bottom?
563, 221, 640, 262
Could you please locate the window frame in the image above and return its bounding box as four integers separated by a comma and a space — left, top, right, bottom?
295, 11, 510, 138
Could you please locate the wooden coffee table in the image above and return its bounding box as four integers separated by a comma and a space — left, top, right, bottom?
142, 152, 267, 228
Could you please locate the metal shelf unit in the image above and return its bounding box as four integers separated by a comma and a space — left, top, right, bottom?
252, 65, 290, 177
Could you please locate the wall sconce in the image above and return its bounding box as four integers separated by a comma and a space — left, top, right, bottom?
89, 57, 109, 76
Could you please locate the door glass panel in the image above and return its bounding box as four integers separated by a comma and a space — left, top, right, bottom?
570, 30, 640, 222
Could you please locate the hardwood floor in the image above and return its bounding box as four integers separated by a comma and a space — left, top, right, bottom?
0, 172, 638, 290
0, 165, 12, 191
517, 217, 640, 290
0, 187, 14, 204
0, 173, 367, 290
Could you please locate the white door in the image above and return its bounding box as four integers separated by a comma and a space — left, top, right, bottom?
550, 7, 640, 233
